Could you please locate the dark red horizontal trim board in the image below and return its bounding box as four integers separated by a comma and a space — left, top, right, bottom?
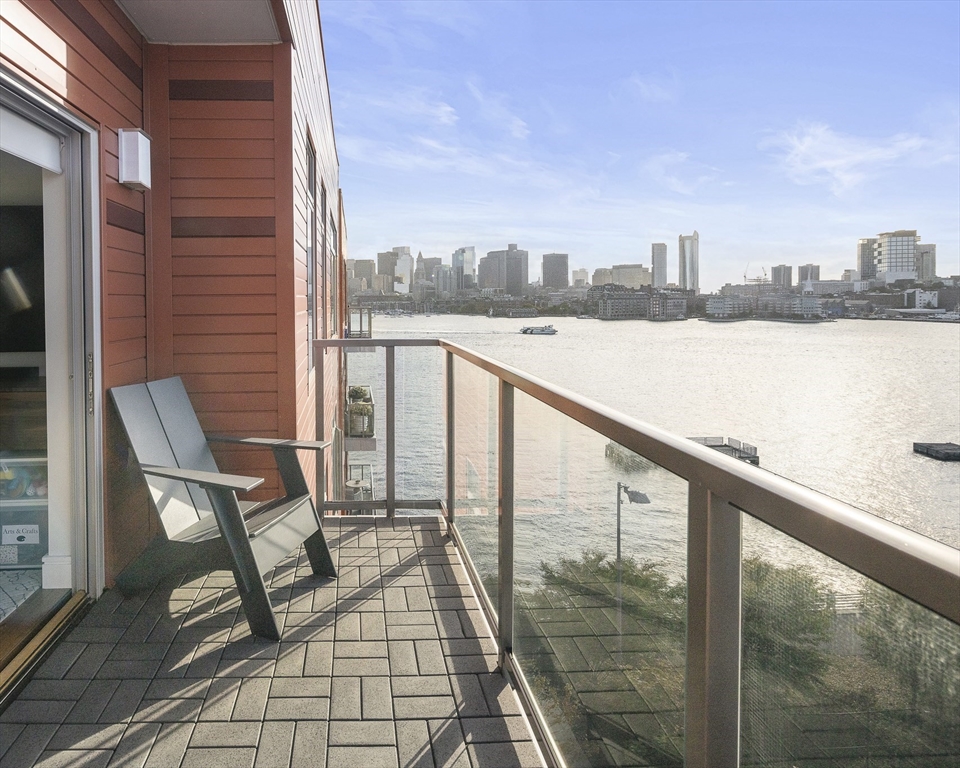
171, 217, 276, 238
169, 80, 274, 102
106, 200, 145, 235
51, 0, 143, 89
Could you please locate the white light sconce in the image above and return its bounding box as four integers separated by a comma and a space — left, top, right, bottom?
118, 128, 151, 190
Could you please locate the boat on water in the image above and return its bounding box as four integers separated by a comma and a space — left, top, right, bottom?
520, 324, 557, 335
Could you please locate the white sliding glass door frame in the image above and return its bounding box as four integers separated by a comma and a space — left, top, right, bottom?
1, 72, 104, 599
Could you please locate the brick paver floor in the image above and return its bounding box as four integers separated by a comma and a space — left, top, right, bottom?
0, 516, 544, 768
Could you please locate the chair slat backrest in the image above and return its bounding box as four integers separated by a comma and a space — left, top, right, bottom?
110, 377, 218, 538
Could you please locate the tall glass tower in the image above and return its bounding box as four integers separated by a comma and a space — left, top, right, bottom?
678, 231, 699, 294
651, 243, 667, 288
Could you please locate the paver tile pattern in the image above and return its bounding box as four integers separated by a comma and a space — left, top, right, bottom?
0, 517, 543, 768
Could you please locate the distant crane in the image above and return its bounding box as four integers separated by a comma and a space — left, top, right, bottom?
744, 264, 770, 296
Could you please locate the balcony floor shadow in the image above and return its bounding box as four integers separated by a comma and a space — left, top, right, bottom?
0, 516, 544, 768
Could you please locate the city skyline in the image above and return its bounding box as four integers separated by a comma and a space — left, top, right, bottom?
355, 224, 946, 291
323, 1, 959, 293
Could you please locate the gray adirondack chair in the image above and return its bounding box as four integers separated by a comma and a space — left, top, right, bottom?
109, 376, 336, 640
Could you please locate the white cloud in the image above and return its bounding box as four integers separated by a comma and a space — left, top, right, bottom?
466, 82, 529, 139
762, 122, 944, 195
644, 151, 716, 195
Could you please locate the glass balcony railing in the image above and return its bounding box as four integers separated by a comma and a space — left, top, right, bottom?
315, 337, 960, 768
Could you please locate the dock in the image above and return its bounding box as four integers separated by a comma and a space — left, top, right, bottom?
913, 442, 960, 461
688, 437, 760, 465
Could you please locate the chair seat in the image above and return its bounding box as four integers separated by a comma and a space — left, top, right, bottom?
171, 494, 313, 544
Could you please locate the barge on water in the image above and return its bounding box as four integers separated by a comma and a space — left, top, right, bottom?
914, 442, 960, 461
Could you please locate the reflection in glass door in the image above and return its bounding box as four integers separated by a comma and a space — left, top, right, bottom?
0, 150, 48, 622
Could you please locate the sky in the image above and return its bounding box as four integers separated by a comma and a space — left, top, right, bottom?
321, 0, 960, 292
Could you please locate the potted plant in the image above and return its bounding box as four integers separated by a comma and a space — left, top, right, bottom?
347, 401, 374, 437
348, 385, 371, 403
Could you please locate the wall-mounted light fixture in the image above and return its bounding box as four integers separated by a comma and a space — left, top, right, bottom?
118, 128, 151, 190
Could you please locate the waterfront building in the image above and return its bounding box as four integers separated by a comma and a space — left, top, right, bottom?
904, 289, 938, 309
593, 267, 614, 286
798, 263, 820, 283
571, 268, 590, 287
771, 264, 792, 290
652, 243, 668, 288
679, 231, 699, 294
542, 253, 570, 289
858, 238, 879, 280
452, 246, 477, 291
707, 295, 754, 317
759, 294, 824, 316
875, 230, 919, 283
916, 244, 937, 282
650, 292, 688, 319
611, 263, 652, 289
478, 244, 529, 296
598, 290, 650, 319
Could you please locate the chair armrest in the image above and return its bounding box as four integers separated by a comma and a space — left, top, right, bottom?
140, 464, 264, 493
206, 435, 331, 452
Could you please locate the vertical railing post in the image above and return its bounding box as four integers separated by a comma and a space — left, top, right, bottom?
446, 350, 455, 530
685, 484, 742, 768
497, 380, 514, 669
386, 345, 396, 518
315, 341, 325, 511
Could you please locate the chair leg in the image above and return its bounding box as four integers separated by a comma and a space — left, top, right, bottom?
304, 528, 337, 578
233, 567, 281, 641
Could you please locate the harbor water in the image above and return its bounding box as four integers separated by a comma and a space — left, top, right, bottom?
346, 314, 960, 589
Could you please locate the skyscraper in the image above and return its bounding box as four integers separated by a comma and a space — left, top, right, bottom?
651, 243, 667, 288
542, 253, 569, 289
798, 263, 820, 283
771, 264, 792, 290
678, 231, 699, 294
479, 244, 529, 296
915, 244, 936, 282
857, 238, 878, 281
452, 246, 476, 291
571, 268, 589, 287
875, 230, 919, 283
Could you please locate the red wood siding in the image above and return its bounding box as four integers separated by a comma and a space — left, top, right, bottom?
146, 44, 287, 499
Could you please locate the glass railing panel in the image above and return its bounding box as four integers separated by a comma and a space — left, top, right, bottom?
394, 346, 444, 509
342, 344, 385, 512
741, 514, 960, 766
511, 389, 689, 768
451, 355, 499, 615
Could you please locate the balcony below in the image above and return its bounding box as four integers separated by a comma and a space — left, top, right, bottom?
0, 517, 544, 768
